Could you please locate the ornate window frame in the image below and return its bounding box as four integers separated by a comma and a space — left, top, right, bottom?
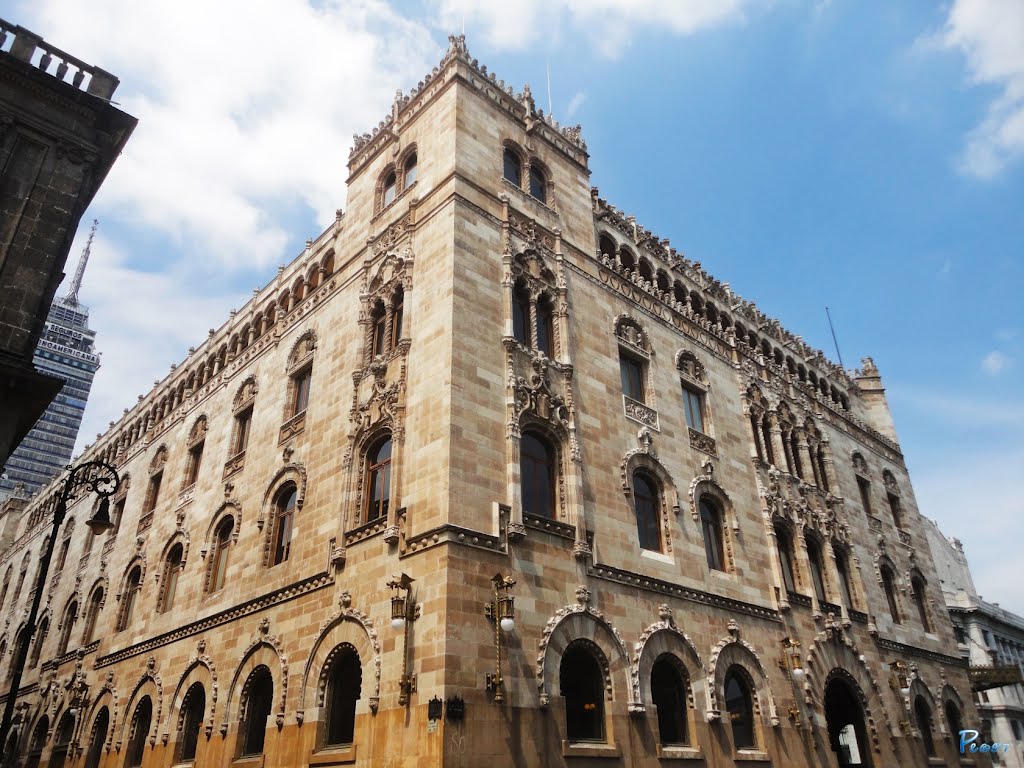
615, 315, 657, 430
374, 144, 419, 216
225, 377, 257, 479
281, 330, 316, 444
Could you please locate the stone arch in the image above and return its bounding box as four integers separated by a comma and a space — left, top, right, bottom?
223, 621, 288, 734
257, 464, 307, 530
688, 470, 738, 570
621, 432, 680, 551
939, 683, 967, 736
907, 674, 940, 733
82, 683, 118, 757
165, 650, 217, 745
286, 329, 316, 372
118, 663, 163, 752
675, 349, 709, 387
204, 501, 241, 546
299, 600, 381, 723
188, 415, 208, 445
156, 530, 191, 575
613, 314, 650, 353
232, 376, 258, 411
804, 625, 886, 753
537, 590, 634, 709
633, 610, 706, 710
706, 628, 778, 726
116, 555, 147, 602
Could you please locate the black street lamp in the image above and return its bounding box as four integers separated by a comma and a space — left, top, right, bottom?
0, 459, 120, 755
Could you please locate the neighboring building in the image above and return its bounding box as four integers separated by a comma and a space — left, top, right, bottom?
0, 20, 135, 478
1, 224, 101, 499
0, 36, 987, 768
925, 517, 1024, 766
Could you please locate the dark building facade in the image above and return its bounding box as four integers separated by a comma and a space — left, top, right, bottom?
0, 19, 134, 475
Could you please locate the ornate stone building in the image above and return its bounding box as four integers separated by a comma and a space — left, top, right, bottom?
0, 37, 985, 768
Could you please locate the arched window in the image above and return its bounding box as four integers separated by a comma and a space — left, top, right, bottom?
84, 707, 110, 768
724, 668, 756, 749
0, 566, 11, 611
619, 351, 646, 403
512, 282, 531, 346
912, 576, 931, 632
700, 499, 726, 572
390, 286, 404, 348
370, 300, 387, 357
651, 655, 688, 746
502, 147, 521, 187
161, 544, 184, 613
179, 682, 206, 762
914, 696, 934, 757
57, 601, 78, 656
364, 437, 392, 523
881, 565, 900, 624
209, 517, 233, 593
325, 645, 362, 747
536, 294, 554, 357
944, 701, 963, 750
382, 170, 397, 207
83, 587, 104, 644
291, 366, 312, 418
561, 641, 605, 742
521, 432, 555, 519
49, 711, 75, 768
806, 538, 828, 603
633, 472, 662, 552
775, 526, 797, 594
598, 233, 616, 259
834, 548, 855, 610
29, 616, 48, 666
403, 152, 417, 189
272, 486, 297, 565
126, 696, 153, 768
529, 164, 547, 203
241, 666, 274, 756
119, 567, 142, 631
24, 715, 48, 768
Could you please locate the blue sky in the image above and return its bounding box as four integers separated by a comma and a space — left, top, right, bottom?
10, 0, 1023, 612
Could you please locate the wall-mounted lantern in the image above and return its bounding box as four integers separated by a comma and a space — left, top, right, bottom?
484, 573, 516, 702
388, 572, 418, 704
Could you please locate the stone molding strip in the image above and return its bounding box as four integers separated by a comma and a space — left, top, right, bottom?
875, 637, 967, 668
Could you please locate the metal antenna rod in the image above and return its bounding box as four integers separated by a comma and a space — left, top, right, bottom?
826, 306, 845, 369
64, 219, 97, 306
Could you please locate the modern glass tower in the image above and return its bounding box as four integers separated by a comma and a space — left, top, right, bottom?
0, 223, 101, 498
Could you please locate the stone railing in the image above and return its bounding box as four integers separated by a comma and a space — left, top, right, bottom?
0, 19, 119, 100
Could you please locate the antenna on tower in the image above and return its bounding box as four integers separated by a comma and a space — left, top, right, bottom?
546, 60, 553, 116
65, 219, 97, 306
825, 305, 845, 369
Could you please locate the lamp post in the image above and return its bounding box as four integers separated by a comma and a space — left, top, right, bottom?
0, 460, 120, 753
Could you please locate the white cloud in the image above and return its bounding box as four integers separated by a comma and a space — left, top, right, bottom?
566, 91, 586, 118
981, 350, 1012, 375
20, 0, 441, 270
940, 0, 1024, 177
433, 0, 756, 58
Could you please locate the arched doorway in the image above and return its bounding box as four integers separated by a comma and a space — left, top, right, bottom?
824, 673, 873, 767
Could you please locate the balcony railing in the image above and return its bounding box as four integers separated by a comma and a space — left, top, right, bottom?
0, 19, 120, 100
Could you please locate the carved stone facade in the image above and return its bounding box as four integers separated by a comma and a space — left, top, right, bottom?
0, 35, 984, 768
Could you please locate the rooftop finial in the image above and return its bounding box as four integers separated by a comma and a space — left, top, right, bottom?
64, 219, 97, 306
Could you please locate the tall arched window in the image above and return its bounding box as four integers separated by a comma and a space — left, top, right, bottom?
390, 286, 405, 348
502, 147, 522, 186
119, 567, 142, 631
272, 486, 297, 565
364, 437, 392, 523
512, 282, 531, 346
84, 707, 110, 768
881, 565, 900, 624
651, 655, 689, 746
520, 432, 555, 519
126, 696, 153, 768
57, 601, 78, 656
911, 575, 931, 632
209, 517, 233, 593
403, 152, 417, 189
382, 170, 397, 207
561, 641, 605, 742
325, 645, 362, 747
370, 300, 387, 357
536, 294, 554, 357
179, 682, 206, 762
944, 701, 963, 751
49, 711, 75, 768
161, 545, 184, 613
700, 499, 726, 572
24, 715, 48, 768
241, 666, 274, 756
29, 616, 48, 666
83, 587, 104, 644
529, 164, 547, 203
633, 472, 662, 552
914, 696, 935, 757
0, 566, 11, 611
806, 537, 828, 603
724, 668, 756, 749
775, 525, 797, 594
834, 548, 855, 610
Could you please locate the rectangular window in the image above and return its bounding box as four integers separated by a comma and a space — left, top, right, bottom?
185, 441, 204, 487
619, 353, 645, 403
234, 407, 253, 454
887, 493, 903, 529
681, 387, 705, 433
292, 368, 312, 416
856, 476, 872, 516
